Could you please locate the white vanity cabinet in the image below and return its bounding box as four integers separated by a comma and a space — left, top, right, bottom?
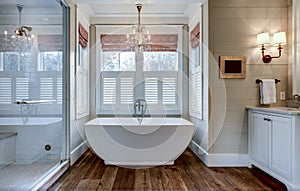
248, 108, 300, 190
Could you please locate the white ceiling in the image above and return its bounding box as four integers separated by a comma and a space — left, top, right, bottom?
0, 0, 205, 25
72, 0, 205, 19
0, 0, 60, 14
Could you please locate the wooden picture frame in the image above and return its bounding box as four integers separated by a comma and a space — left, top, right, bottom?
219, 55, 246, 79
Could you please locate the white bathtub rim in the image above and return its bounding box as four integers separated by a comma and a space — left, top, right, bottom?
0, 117, 62, 126
85, 117, 194, 135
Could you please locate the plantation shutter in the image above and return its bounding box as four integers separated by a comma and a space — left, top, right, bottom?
57, 78, 63, 104
40, 78, 53, 100
101, 72, 135, 109
103, 77, 116, 105
189, 65, 202, 118
120, 77, 134, 104
144, 72, 178, 109
0, 78, 12, 103
15, 78, 29, 101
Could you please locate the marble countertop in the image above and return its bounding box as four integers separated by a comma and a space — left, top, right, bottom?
246, 106, 300, 116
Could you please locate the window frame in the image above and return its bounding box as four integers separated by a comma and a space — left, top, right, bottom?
95, 25, 183, 115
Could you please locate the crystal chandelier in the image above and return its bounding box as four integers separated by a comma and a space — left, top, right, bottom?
2, 4, 34, 52
126, 4, 150, 53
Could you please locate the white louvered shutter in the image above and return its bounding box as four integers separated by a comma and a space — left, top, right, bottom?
103, 77, 116, 105
0, 78, 12, 103
40, 78, 53, 100
16, 78, 29, 101
120, 77, 134, 104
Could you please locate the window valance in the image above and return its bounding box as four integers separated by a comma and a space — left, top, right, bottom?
38, 34, 62, 52
190, 22, 200, 49
78, 23, 88, 48
100, 34, 178, 52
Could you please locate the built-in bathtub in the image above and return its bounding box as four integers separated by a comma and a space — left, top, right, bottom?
0, 117, 63, 163
0, 132, 17, 169
85, 117, 195, 168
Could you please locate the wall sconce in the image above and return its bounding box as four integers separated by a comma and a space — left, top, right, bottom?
257, 31, 286, 63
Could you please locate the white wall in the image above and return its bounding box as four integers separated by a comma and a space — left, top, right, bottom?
188, 2, 210, 161
291, 0, 300, 95
69, 5, 90, 165
190, 0, 289, 167
202, 0, 288, 166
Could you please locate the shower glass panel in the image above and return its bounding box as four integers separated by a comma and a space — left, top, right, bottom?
0, 0, 67, 190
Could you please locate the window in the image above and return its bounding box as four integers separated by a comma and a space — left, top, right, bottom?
102, 52, 135, 71
0, 34, 63, 112
39, 51, 62, 71
144, 52, 178, 71
96, 26, 182, 115
189, 22, 203, 119
37, 34, 63, 71
0, 52, 31, 72
76, 43, 89, 118
143, 52, 178, 110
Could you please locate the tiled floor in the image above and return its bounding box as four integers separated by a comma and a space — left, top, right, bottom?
0, 163, 56, 191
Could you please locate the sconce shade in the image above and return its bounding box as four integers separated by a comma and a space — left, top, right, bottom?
273, 31, 286, 46
257, 31, 286, 63
257, 32, 270, 45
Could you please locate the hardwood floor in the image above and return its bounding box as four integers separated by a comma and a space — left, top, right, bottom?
47, 149, 287, 191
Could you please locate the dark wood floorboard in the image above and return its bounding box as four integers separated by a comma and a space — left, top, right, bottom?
47, 148, 287, 191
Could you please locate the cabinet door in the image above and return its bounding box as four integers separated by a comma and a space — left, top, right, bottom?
251, 113, 269, 166
269, 115, 292, 180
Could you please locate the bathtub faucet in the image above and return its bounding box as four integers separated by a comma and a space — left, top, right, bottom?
134, 99, 147, 124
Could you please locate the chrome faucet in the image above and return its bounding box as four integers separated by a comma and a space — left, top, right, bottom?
292, 94, 300, 110
293, 94, 300, 101
134, 99, 147, 124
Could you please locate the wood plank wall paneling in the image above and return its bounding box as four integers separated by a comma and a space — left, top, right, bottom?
209, 0, 289, 154
213, 0, 289, 8
47, 149, 287, 191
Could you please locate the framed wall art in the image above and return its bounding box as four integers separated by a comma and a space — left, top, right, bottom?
219, 55, 246, 79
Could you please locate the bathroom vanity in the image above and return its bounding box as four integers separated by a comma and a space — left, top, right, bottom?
247, 107, 300, 190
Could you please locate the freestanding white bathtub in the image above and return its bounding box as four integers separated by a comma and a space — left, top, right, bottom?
85, 117, 195, 168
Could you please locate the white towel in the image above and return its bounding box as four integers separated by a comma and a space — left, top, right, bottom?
260, 79, 276, 104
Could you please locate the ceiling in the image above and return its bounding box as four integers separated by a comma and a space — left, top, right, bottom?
72, 0, 206, 24
72, 0, 205, 19
0, 0, 60, 14
0, 0, 205, 25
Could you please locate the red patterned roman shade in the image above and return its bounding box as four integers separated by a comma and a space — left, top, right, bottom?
38, 34, 62, 52
100, 34, 178, 52
190, 22, 200, 49
78, 23, 88, 48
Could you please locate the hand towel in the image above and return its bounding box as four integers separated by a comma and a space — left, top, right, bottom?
260, 79, 276, 104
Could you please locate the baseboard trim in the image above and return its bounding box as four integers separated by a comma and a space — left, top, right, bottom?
189, 140, 248, 167
70, 140, 88, 165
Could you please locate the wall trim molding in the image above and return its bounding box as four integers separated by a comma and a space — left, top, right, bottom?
189, 140, 248, 167
70, 140, 88, 165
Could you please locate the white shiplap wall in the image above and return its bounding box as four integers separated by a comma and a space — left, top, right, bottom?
209, 0, 289, 156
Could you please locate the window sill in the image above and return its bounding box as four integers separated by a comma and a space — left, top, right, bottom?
96, 109, 182, 116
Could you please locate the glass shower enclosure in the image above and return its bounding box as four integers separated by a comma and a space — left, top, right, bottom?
0, 0, 68, 190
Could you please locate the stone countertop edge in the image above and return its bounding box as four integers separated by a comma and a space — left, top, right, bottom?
245, 106, 300, 116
